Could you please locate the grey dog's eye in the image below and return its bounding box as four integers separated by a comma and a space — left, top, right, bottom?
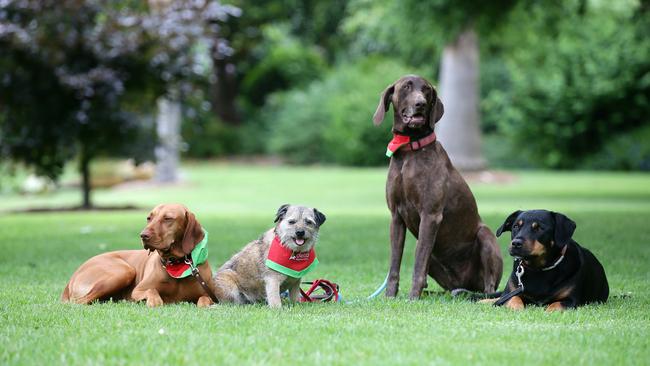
288, 220, 296, 225
305, 220, 314, 226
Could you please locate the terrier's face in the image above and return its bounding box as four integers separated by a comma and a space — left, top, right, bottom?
274, 204, 326, 252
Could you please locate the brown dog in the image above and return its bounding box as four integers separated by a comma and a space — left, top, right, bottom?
373, 75, 503, 299
61, 204, 220, 307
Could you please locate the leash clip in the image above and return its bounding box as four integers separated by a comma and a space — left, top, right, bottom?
515, 262, 525, 290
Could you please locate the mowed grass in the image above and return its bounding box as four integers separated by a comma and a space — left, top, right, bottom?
1, 162, 649, 365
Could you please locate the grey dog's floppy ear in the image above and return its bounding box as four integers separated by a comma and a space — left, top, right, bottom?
274, 204, 290, 223
181, 209, 204, 255
373, 83, 395, 125
313, 208, 326, 227
496, 210, 522, 237
429, 94, 444, 129
552, 212, 576, 248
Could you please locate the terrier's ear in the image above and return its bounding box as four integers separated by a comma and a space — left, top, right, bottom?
313, 208, 326, 227
496, 210, 523, 237
373, 83, 395, 125
552, 212, 576, 248
181, 210, 204, 255
274, 204, 290, 223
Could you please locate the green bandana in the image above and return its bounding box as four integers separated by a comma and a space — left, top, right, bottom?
164, 230, 209, 279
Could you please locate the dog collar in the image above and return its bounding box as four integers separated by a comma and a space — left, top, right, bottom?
541, 246, 567, 271
385, 132, 436, 157
161, 229, 209, 278
265, 235, 318, 278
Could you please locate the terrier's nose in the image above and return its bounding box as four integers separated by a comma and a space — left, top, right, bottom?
140, 232, 151, 241
511, 238, 523, 248
296, 230, 305, 238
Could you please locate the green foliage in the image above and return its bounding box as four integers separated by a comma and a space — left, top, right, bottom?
486, 2, 650, 169
584, 124, 650, 171
181, 95, 239, 158
240, 25, 327, 106
265, 58, 426, 165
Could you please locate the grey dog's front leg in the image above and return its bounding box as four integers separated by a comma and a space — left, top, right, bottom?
264, 277, 282, 308
386, 213, 406, 297
410, 212, 443, 300
289, 282, 302, 303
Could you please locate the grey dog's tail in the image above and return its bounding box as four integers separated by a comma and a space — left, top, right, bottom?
451, 288, 503, 301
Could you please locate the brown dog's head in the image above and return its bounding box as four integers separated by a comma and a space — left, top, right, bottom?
373, 75, 444, 134
139, 203, 204, 259
496, 209, 576, 268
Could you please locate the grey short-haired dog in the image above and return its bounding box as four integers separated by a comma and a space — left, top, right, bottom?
213, 204, 326, 308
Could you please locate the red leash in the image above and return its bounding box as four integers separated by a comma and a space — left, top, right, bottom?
299, 279, 340, 302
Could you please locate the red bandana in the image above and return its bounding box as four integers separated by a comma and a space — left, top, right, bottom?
265, 235, 318, 278
386, 132, 437, 157
386, 134, 411, 157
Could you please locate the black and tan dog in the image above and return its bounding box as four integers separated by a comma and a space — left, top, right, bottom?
490, 209, 609, 311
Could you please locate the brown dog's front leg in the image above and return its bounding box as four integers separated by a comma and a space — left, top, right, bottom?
132, 288, 164, 307
410, 213, 442, 300
386, 214, 407, 298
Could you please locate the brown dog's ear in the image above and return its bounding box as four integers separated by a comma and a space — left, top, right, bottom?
274, 204, 290, 223
496, 210, 522, 237
181, 210, 204, 255
313, 208, 326, 227
552, 212, 576, 248
429, 94, 444, 129
373, 83, 395, 125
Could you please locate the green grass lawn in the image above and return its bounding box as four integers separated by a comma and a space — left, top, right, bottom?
1, 162, 649, 365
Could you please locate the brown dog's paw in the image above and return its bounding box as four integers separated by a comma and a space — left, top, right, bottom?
545, 301, 566, 312
505, 296, 525, 310
146, 296, 164, 308
197, 296, 213, 308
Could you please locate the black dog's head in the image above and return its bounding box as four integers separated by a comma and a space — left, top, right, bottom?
373, 75, 444, 134
496, 209, 576, 267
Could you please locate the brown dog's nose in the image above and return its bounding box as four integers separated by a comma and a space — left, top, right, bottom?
140, 232, 151, 241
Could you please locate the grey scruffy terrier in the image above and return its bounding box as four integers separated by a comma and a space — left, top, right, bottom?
213, 204, 326, 308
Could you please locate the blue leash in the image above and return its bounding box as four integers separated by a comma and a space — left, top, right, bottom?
366, 272, 389, 299
337, 272, 389, 303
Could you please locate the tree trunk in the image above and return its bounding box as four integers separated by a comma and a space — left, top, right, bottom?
79, 144, 92, 209
436, 28, 486, 171
154, 96, 181, 183
211, 46, 240, 125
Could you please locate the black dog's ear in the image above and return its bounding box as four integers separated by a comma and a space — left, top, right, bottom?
552, 212, 576, 248
496, 210, 522, 237
373, 83, 395, 125
274, 204, 290, 223
313, 208, 326, 227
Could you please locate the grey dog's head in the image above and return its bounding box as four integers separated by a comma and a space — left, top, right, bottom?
274, 204, 326, 252
372, 75, 444, 134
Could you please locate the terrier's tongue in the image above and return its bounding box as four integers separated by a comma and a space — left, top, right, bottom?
295, 238, 305, 246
